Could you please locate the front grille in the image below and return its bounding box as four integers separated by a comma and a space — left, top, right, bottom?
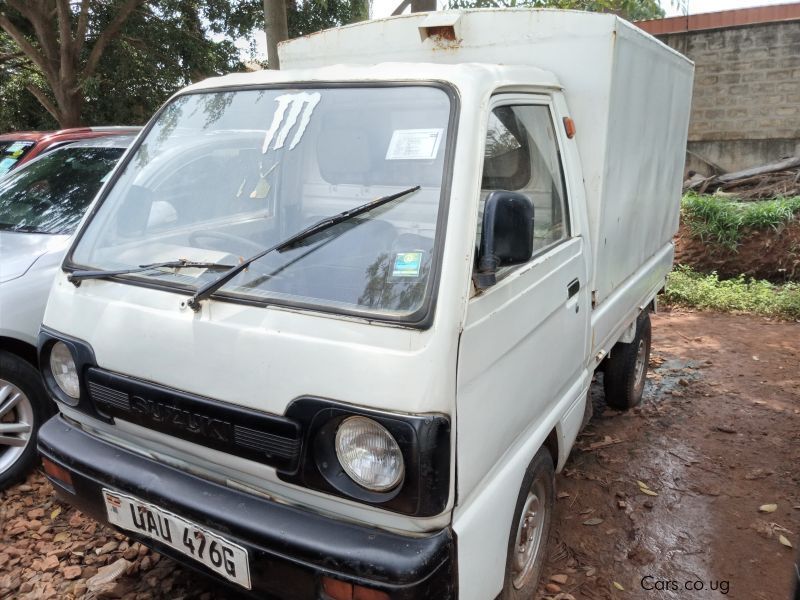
87, 381, 130, 411
85, 367, 302, 473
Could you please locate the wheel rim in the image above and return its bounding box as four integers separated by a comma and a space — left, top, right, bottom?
0, 379, 34, 475
633, 338, 647, 395
512, 477, 547, 589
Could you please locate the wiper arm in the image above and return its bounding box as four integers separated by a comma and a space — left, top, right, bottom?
68, 259, 236, 285
187, 185, 420, 312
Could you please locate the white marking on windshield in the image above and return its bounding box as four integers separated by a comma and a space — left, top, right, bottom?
261, 92, 321, 154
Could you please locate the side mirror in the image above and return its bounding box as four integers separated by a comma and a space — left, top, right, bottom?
475, 190, 534, 289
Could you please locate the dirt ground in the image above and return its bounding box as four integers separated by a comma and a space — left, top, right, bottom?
1, 310, 798, 600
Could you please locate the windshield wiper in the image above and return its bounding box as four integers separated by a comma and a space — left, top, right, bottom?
68, 259, 236, 285
186, 185, 420, 312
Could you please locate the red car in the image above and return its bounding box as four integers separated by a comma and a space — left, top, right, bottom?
0, 127, 140, 178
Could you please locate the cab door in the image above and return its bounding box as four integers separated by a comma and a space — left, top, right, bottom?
456, 94, 591, 502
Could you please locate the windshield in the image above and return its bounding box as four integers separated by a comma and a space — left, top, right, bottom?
0, 145, 125, 234
0, 140, 36, 177
70, 86, 453, 320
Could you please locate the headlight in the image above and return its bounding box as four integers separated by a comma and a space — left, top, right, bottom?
335, 416, 404, 491
49, 341, 80, 399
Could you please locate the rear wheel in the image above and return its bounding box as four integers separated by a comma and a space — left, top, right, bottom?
603, 312, 652, 410
499, 448, 555, 599
0, 351, 51, 489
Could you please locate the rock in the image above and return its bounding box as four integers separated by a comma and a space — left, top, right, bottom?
74, 582, 88, 597
644, 500, 654, 509
98, 541, 119, 555
82, 565, 99, 580
26, 508, 45, 519
42, 554, 60, 571
19, 581, 34, 593
123, 547, 138, 561
17, 484, 32, 492
63, 565, 83, 580
68, 513, 83, 528
545, 582, 562, 593
139, 556, 152, 571
550, 573, 569, 584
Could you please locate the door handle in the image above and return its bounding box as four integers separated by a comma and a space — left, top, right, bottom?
567, 278, 580, 299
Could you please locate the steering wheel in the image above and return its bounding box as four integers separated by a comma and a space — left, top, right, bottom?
189, 230, 264, 256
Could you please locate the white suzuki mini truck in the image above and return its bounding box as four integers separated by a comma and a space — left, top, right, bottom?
37, 10, 693, 600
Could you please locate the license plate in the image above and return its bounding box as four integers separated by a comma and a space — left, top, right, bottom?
102, 488, 251, 589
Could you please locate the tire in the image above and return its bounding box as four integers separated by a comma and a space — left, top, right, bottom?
603, 312, 652, 410
499, 448, 555, 600
0, 351, 51, 489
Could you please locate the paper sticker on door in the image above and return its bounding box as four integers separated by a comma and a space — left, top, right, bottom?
386, 129, 443, 160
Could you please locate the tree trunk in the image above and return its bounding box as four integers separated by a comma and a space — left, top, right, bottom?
411, 0, 436, 12
264, 0, 288, 70
58, 89, 84, 128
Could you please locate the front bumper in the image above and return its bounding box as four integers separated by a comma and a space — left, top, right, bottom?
37, 415, 456, 600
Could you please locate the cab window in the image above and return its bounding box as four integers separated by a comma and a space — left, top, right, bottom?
478, 103, 569, 265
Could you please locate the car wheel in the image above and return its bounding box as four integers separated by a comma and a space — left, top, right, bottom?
499, 447, 555, 599
603, 312, 652, 410
0, 351, 51, 489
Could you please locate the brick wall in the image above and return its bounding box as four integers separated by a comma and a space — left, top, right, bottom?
656, 20, 800, 173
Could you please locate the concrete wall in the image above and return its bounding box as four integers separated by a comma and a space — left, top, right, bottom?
657, 20, 800, 174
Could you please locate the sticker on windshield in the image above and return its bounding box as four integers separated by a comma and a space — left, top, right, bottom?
262, 92, 321, 154
5, 141, 32, 155
392, 252, 423, 278
386, 129, 443, 161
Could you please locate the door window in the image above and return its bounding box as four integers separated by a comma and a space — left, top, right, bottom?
479, 104, 569, 265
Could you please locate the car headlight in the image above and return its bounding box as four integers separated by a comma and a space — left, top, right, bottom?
335, 416, 404, 491
49, 341, 80, 399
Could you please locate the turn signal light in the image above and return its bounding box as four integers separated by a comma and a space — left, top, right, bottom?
563, 116, 576, 139
42, 457, 74, 489
321, 577, 390, 600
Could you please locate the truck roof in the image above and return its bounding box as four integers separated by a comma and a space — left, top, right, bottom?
185, 61, 562, 94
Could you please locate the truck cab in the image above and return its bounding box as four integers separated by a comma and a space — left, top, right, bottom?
36, 10, 692, 599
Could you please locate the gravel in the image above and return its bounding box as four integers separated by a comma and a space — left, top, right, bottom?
0, 472, 236, 599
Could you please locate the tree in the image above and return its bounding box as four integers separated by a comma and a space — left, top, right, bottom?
0, 1, 147, 127
0, 1, 262, 128
0, 0, 376, 131
266, 0, 371, 69
446, 0, 664, 21
263, 0, 287, 69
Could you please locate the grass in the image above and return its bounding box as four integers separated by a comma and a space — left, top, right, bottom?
681, 193, 800, 250
663, 266, 800, 320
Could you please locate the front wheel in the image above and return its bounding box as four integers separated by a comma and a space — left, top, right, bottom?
0, 351, 51, 489
500, 447, 555, 599
603, 312, 652, 410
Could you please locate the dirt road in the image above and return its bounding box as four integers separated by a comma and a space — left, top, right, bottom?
540, 310, 800, 600
1, 310, 798, 599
